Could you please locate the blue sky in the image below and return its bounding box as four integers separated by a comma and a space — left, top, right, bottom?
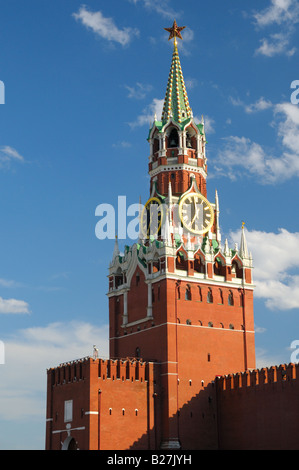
0, 0, 299, 449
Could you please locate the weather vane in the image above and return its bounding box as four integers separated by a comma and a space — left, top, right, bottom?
164, 20, 186, 44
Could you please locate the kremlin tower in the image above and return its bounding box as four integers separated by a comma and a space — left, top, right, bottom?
107, 20, 255, 449
46, 22, 260, 451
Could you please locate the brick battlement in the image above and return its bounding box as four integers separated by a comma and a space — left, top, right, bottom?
216, 363, 297, 391
47, 356, 153, 386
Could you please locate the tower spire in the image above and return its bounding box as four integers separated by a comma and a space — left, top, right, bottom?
240, 222, 249, 259
162, 21, 192, 124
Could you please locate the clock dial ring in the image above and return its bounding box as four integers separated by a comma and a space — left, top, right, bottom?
140, 196, 164, 238
178, 192, 214, 235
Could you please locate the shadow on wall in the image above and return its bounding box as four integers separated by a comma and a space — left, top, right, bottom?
130, 363, 299, 451
129, 382, 218, 451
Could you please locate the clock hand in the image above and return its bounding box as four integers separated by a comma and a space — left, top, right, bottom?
191, 204, 200, 225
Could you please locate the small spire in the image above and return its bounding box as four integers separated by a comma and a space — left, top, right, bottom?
162, 21, 192, 123
138, 196, 143, 241
215, 189, 221, 243
240, 222, 249, 259
224, 238, 230, 257
112, 234, 120, 259
168, 180, 173, 205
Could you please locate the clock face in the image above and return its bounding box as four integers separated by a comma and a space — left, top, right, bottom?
140, 197, 164, 239
179, 192, 214, 235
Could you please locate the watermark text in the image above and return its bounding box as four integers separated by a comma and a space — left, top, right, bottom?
0, 80, 5, 104
290, 80, 299, 104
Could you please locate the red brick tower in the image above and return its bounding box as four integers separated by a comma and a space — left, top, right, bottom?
46, 22, 256, 451
108, 22, 256, 450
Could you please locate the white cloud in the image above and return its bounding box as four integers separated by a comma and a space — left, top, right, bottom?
128, 98, 164, 128
128, 0, 181, 20
73, 6, 139, 46
185, 78, 198, 90
212, 135, 271, 182
229, 228, 299, 311
112, 141, 132, 149
0, 146, 24, 168
252, 0, 299, 56
0, 297, 30, 314
253, 0, 299, 27
230, 96, 273, 113
125, 82, 153, 100
212, 101, 299, 183
255, 32, 296, 57
255, 347, 284, 369
0, 321, 109, 424
245, 97, 273, 113
0, 278, 19, 288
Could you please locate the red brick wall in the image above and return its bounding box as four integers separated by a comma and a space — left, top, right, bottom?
46, 358, 156, 450
216, 363, 299, 450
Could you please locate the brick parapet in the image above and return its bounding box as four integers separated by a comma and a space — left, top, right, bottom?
47, 356, 154, 386
216, 363, 297, 392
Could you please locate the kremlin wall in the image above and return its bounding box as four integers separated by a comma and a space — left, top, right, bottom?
46, 357, 299, 450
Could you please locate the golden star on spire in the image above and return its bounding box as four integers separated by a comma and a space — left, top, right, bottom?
164, 20, 186, 42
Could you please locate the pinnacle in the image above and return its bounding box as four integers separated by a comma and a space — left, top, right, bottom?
161, 41, 192, 124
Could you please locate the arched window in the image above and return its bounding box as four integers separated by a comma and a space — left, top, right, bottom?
214, 257, 225, 276
219, 289, 224, 304
169, 128, 179, 147
232, 260, 242, 279
207, 288, 213, 303
152, 255, 159, 273
115, 268, 123, 288
198, 286, 202, 301
135, 347, 141, 359
185, 285, 192, 301
186, 131, 192, 148
176, 250, 188, 271
194, 255, 205, 274
228, 290, 234, 306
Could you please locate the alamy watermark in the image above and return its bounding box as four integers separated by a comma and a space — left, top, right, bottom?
290, 80, 299, 104
0, 80, 5, 104
290, 340, 299, 363
0, 341, 4, 364
95, 195, 206, 241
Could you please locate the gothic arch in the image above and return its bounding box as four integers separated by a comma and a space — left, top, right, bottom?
176, 246, 188, 271
61, 436, 77, 450
214, 252, 226, 276
185, 284, 192, 300
126, 245, 148, 287
231, 255, 243, 279
194, 248, 205, 274
168, 127, 179, 147
184, 123, 198, 149
228, 290, 234, 306
152, 252, 160, 273
207, 287, 213, 304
